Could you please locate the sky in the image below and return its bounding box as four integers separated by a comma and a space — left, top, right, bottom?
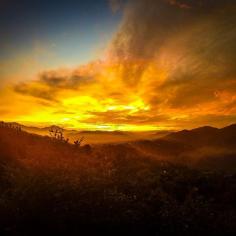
0, 0, 121, 80
0, 0, 236, 131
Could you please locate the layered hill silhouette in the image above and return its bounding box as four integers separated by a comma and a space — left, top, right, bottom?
166, 124, 236, 147
130, 124, 236, 171
0, 122, 235, 172
0, 122, 236, 235
3, 122, 171, 144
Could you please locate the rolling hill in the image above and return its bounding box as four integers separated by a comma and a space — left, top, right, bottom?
0, 123, 236, 234
1, 122, 235, 172
0, 122, 172, 144
128, 124, 236, 171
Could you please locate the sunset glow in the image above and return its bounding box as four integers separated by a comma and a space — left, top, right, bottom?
0, 0, 236, 130
1, 1, 236, 234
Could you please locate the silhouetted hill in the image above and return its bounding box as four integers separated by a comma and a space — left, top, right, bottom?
218, 124, 236, 145
126, 124, 236, 171
0, 121, 170, 144
1, 122, 235, 172
165, 124, 236, 148
0, 124, 236, 235
165, 126, 218, 145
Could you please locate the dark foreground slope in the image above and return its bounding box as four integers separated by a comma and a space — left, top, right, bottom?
0, 125, 236, 235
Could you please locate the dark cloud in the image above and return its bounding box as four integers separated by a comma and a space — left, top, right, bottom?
9, 0, 236, 128
14, 82, 56, 102
109, 0, 124, 13
39, 71, 94, 89
13, 68, 96, 101
111, 0, 236, 111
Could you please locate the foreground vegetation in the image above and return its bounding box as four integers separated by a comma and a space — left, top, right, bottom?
0, 125, 236, 235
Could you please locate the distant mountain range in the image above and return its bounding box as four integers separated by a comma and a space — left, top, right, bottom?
0, 121, 173, 144
95, 123, 236, 172
165, 124, 236, 148
129, 124, 236, 171
0, 121, 236, 172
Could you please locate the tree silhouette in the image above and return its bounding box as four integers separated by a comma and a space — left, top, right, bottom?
74, 137, 84, 147
49, 126, 65, 141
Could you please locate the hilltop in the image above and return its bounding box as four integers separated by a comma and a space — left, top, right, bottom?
0, 123, 236, 234
0, 122, 236, 172
0, 121, 171, 144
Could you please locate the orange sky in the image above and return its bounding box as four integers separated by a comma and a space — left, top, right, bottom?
0, 0, 236, 131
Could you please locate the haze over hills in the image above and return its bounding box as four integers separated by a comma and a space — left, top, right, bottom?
1, 121, 235, 172
4, 121, 236, 148
165, 124, 236, 147
0, 121, 173, 144
1, 0, 236, 234
0, 122, 236, 234
103, 123, 236, 171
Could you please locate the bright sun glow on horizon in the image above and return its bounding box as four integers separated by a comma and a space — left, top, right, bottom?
0, 0, 236, 131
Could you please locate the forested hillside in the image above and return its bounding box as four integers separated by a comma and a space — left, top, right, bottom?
0, 125, 236, 235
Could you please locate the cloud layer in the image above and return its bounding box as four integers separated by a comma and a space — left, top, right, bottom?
1, 0, 236, 130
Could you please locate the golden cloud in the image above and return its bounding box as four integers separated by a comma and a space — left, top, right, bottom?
1, 0, 236, 130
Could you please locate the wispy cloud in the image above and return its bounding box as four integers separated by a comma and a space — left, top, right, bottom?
109, 0, 124, 13
2, 0, 236, 130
